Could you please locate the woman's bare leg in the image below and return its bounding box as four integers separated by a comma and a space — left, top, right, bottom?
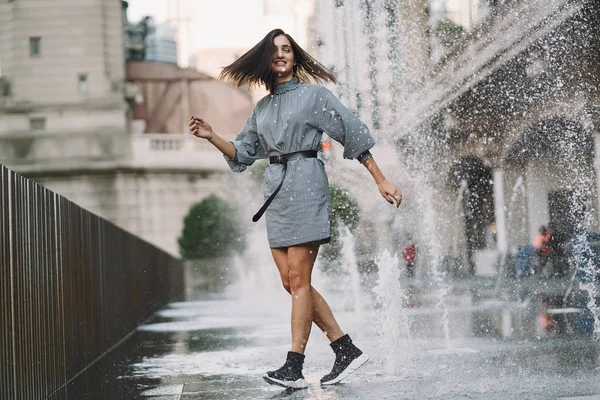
287, 243, 317, 353
269, 245, 368, 386
311, 287, 345, 342
271, 247, 344, 345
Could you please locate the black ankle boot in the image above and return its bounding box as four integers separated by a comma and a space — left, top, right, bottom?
263, 351, 308, 389
320, 334, 369, 385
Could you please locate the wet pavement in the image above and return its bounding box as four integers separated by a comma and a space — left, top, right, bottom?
57, 282, 600, 400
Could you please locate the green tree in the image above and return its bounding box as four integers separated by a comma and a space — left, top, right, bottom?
319, 185, 360, 273
248, 159, 269, 184
435, 18, 466, 47
178, 195, 245, 260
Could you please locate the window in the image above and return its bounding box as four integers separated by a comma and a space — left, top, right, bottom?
78, 73, 88, 94
30, 117, 46, 131
29, 37, 41, 57
0, 77, 11, 97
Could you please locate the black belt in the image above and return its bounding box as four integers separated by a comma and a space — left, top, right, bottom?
252, 150, 318, 222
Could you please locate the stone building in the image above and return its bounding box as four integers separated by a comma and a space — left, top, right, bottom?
144, 22, 178, 65
0, 0, 256, 256
0, 0, 128, 163
315, 0, 600, 276
403, 0, 600, 275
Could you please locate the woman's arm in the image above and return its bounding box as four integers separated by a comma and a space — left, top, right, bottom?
312, 88, 402, 207
189, 116, 235, 159
207, 133, 235, 159
362, 156, 402, 208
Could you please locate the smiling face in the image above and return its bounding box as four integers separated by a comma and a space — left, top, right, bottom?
271, 34, 295, 83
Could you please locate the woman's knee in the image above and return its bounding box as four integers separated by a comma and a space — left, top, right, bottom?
287, 264, 310, 292
280, 277, 291, 294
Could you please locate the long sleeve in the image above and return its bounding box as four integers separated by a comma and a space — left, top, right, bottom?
316, 87, 375, 160
224, 108, 267, 172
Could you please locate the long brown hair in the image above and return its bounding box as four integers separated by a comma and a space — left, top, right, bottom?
219, 29, 336, 94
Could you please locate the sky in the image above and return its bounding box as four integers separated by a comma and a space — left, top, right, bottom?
125, 0, 300, 49
126, 0, 165, 23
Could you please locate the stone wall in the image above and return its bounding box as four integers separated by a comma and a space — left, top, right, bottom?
29, 168, 250, 257
0, 0, 125, 107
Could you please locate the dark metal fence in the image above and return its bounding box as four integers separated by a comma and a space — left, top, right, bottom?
0, 165, 183, 400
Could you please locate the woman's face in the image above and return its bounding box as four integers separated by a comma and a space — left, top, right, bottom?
271, 35, 295, 82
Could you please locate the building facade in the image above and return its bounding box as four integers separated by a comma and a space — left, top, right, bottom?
145, 21, 178, 65
0, 0, 129, 169
315, 0, 600, 277
0, 0, 254, 256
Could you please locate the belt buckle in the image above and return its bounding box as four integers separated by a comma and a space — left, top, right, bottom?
273, 155, 287, 164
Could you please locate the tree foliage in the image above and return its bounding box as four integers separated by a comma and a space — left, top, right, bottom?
248, 159, 269, 184
435, 18, 466, 47
178, 195, 245, 260
319, 185, 361, 268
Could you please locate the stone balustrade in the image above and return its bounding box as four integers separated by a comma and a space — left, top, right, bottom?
0, 132, 234, 173
129, 133, 233, 171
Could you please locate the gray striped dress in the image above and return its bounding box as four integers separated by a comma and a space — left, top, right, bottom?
224, 77, 375, 248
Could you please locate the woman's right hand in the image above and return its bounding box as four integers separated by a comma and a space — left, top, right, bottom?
189, 116, 214, 140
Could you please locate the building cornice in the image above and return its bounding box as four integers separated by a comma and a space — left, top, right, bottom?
6, 162, 225, 179
401, 0, 587, 135
1, 133, 232, 175
0, 96, 128, 114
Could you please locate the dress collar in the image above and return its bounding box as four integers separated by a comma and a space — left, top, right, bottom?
273, 76, 302, 95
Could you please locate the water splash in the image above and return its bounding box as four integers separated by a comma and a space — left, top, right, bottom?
506, 175, 528, 243
418, 178, 452, 348
508, 175, 526, 206
373, 250, 413, 375
569, 232, 600, 338
569, 181, 600, 338
452, 180, 468, 255
340, 226, 363, 318
315, 0, 600, 345
225, 228, 286, 314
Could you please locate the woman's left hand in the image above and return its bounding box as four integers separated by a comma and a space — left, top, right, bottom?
378, 180, 402, 208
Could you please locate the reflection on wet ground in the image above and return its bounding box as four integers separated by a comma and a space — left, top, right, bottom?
52, 291, 600, 400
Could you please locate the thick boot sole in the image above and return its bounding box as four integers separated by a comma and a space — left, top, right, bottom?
263, 375, 308, 389
320, 353, 370, 385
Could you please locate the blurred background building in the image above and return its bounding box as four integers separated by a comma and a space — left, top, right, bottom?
4, 0, 598, 275
0, 0, 317, 256
145, 21, 178, 65
0, 0, 130, 187
314, 0, 600, 276
0, 0, 290, 255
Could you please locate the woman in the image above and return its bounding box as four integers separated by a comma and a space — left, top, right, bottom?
188, 29, 402, 389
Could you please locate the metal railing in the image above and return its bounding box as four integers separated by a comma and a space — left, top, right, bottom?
0, 165, 183, 400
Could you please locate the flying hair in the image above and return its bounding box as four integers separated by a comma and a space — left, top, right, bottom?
219, 28, 336, 94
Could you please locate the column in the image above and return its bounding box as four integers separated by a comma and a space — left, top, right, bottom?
493, 169, 508, 254
595, 135, 600, 227
181, 78, 190, 134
